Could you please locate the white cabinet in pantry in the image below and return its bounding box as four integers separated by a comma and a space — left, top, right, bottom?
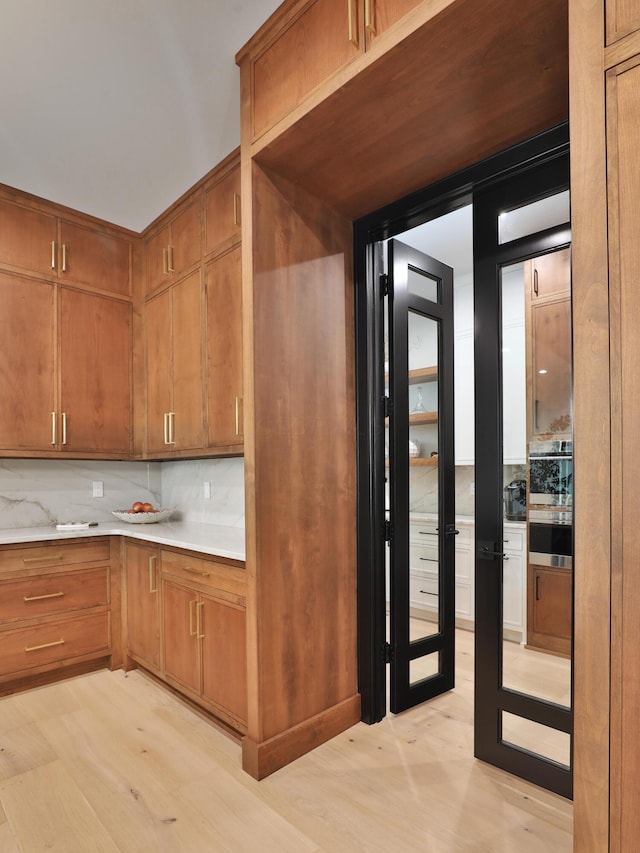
502, 523, 526, 643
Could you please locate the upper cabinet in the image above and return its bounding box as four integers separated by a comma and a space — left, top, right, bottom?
145, 196, 202, 295
607, 0, 640, 44
241, 0, 423, 141
0, 196, 133, 296
205, 161, 241, 255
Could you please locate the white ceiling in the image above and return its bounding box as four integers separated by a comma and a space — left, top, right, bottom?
0, 0, 282, 233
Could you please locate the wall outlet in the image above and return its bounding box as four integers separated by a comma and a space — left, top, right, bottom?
92, 481, 104, 498
203, 481, 212, 500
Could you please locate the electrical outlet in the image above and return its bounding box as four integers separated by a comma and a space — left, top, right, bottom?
92, 481, 104, 498
204, 481, 212, 500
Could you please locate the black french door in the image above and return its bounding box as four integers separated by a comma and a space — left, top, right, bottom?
386, 240, 456, 713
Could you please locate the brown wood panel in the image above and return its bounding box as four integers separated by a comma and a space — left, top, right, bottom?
528, 566, 572, 656
247, 165, 357, 743
0, 611, 110, 677
0, 199, 57, 276
530, 297, 572, 437
125, 542, 160, 671
161, 578, 200, 693
145, 224, 171, 295
0, 567, 109, 623
169, 197, 202, 279
205, 162, 241, 253
606, 0, 640, 43
249, 0, 568, 219
145, 287, 172, 454
526, 249, 571, 300
206, 246, 243, 447
0, 272, 56, 451
58, 288, 133, 455
569, 0, 611, 847
365, 0, 423, 47
161, 549, 246, 599
609, 55, 640, 852
58, 220, 131, 296
201, 595, 247, 724
251, 0, 362, 139
171, 270, 205, 451
0, 540, 110, 575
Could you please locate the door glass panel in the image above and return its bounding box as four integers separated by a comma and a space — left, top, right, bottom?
410, 652, 440, 684
501, 254, 572, 710
408, 310, 440, 642
502, 712, 571, 767
408, 266, 439, 302
498, 190, 570, 244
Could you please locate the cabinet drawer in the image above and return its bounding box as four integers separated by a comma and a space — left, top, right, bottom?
161, 550, 246, 600
0, 540, 110, 575
410, 542, 438, 571
410, 522, 438, 543
409, 573, 438, 608
0, 611, 110, 675
504, 530, 525, 553
0, 567, 109, 623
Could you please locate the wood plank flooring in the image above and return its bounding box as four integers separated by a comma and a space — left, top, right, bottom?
0, 629, 573, 851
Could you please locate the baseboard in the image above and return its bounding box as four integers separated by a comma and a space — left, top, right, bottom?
242, 693, 361, 780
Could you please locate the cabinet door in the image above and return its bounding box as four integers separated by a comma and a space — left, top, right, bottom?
200, 593, 247, 724
169, 198, 202, 280
528, 565, 571, 656
206, 246, 243, 447
162, 578, 200, 693
526, 248, 570, 300
145, 288, 173, 454
0, 199, 57, 276
251, 0, 362, 139
171, 271, 205, 451
125, 543, 160, 670
58, 220, 131, 296
205, 165, 241, 253
0, 273, 55, 450
365, 0, 424, 47
530, 296, 572, 436
59, 288, 133, 454
145, 225, 171, 295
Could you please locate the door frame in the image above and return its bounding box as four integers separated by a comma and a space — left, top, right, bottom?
355, 123, 570, 725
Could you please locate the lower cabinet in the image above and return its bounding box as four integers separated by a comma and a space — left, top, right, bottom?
125, 541, 247, 733
527, 562, 572, 657
0, 538, 114, 686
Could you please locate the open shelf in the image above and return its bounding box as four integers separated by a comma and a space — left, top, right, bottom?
386, 457, 439, 467
409, 411, 438, 425
409, 366, 438, 385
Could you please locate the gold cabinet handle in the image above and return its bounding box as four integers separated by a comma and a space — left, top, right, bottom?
163, 412, 168, 445
235, 396, 242, 436
196, 601, 204, 639
61, 412, 67, 445
162, 247, 168, 275
148, 555, 157, 593
365, 0, 375, 34
51, 241, 56, 270
61, 243, 67, 272
51, 411, 57, 445
182, 566, 210, 578
233, 192, 241, 227
189, 599, 197, 637
22, 554, 63, 564
25, 639, 65, 653
168, 411, 176, 445
23, 591, 64, 602
167, 245, 175, 273
348, 0, 359, 46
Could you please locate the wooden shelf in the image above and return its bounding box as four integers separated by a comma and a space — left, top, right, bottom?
409, 411, 438, 425
409, 366, 438, 385
386, 457, 439, 467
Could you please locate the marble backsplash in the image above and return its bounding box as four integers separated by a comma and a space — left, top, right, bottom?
0, 457, 245, 530
410, 464, 527, 517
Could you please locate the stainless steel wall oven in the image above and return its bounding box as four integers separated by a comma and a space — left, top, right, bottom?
528, 439, 573, 507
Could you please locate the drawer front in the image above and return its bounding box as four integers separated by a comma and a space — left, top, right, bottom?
0, 611, 110, 675
504, 530, 525, 553
409, 573, 438, 609
410, 523, 473, 546
0, 567, 109, 623
410, 542, 438, 571
161, 550, 246, 600
0, 539, 110, 575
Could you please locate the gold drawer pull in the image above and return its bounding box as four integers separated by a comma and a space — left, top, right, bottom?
189, 599, 197, 637
23, 591, 65, 602
22, 554, 64, 564
196, 601, 204, 639
149, 555, 158, 593
365, 0, 375, 34
233, 192, 241, 226
348, 0, 359, 46
182, 566, 210, 578
51, 241, 56, 269
25, 639, 65, 653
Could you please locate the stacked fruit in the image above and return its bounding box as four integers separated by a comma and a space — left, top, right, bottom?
127, 501, 157, 514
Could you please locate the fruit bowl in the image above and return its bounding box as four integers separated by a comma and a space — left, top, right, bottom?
112, 508, 173, 524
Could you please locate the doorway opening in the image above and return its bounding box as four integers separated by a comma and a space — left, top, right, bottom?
356, 125, 573, 799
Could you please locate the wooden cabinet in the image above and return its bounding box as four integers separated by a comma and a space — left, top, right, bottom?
124, 542, 160, 672
525, 249, 572, 438
527, 563, 571, 657
365, 0, 424, 46
0, 538, 113, 685
205, 245, 243, 448
145, 197, 202, 295
162, 578, 201, 693
205, 161, 241, 254
146, 270, 205, 455
0, 198, 57, 277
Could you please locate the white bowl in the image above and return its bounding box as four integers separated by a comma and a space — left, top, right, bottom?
112, 508, 173, 524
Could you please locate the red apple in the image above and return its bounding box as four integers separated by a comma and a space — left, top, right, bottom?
141, 502, 154, 512
131, 501, 145, 513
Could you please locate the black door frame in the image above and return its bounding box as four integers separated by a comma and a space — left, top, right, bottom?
355, 123, 570, 725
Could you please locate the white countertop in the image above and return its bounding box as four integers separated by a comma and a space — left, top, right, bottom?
0, 521, 246, 562
410, 513, 526, 530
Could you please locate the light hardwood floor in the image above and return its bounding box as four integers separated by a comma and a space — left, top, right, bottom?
0, 629, 572, 852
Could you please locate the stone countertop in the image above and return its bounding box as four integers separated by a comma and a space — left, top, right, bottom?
410, 513, 526, 529
0, 521, 246, 563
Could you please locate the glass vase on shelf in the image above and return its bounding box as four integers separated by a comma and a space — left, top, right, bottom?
411, 385, 427, 414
